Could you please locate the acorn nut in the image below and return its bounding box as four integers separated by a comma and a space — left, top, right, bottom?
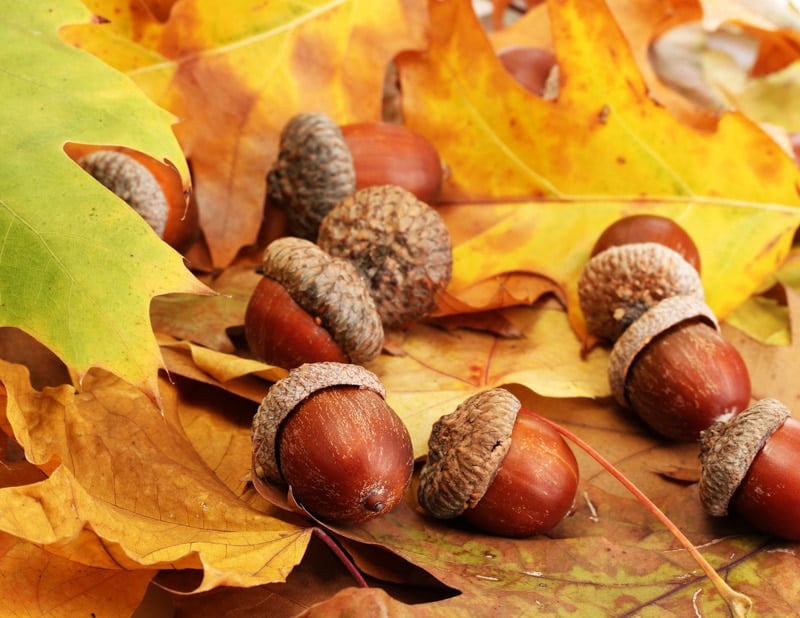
341, 121, 444, 204
609, 295, 751, 441
244, 237, 383, 369
252, 362, 414, 524
317, 185, 453, 327
267, 113, 444, 239
699, 399, 800, 540
590, 214, 701, 272
579, 215, 703, 342
70, 145, 198, 251
418, 389, 579, 538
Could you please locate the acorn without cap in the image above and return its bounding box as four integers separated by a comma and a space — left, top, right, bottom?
251, 362, 414, 525
317, 184, 453, 328
417, 388, 579, 538
244, 237, 383, 369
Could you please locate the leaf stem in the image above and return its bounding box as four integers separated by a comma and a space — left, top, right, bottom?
529, 411, 752, 617
312, 527, 369, 588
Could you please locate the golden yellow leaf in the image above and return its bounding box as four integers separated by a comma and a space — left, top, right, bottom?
0, 531, 154, 618
0, 361, 309, 591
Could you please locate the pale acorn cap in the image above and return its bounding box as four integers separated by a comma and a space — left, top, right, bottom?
317, 185, 453, 328
261, 237, 383, 364
252, 362, 386, 484
608, 295, 718, 408
418, 388, 520, 519
698, 398, 790, 517
267, 112, 356, 239
78, 150, 168, 237
578, 243, 703, 341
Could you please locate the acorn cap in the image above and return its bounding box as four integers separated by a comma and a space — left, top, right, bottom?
578, 243, 704, 341
317, 185, 453, 327
78, 149, 169, 237
267, 112, 356, 239
418, 388, 520, 519
608, 295, 718, 408
252, 362, 386, 484
262, 237, 383, 364
698, 398, 790, 516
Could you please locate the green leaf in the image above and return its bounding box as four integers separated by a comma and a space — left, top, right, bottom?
0, 1, 208, 397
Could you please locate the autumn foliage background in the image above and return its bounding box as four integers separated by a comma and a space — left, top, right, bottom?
3, 0, 800, 615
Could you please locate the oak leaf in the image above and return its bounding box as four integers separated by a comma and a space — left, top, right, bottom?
0, 361, 309, 591
63, 0, 430, 266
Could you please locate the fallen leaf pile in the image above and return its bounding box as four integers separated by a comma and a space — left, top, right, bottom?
3, 0, 800, 615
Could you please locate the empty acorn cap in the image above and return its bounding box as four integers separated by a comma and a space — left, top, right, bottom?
78, 149, 169, 237
317, 184, 453, 328
252, 362, 386, 484
698, 398, 790, 517
261, 237, 383, 364
608, 295, 718, 408
578, 243, 704, 341
267, 112, 356, 239
417, 388, 520, 519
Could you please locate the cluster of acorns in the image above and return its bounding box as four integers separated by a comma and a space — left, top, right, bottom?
248, 113, 580, 535
75, 112, 800, 543
578, 214, 800, 541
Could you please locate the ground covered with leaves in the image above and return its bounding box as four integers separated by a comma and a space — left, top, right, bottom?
3, 0, 800, 615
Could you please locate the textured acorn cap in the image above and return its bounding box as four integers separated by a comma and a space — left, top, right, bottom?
418, 388, 520, 519
261, 237, 383, 364
78, 149, 168, 237
317, 185, 453, 328
252, 362, 386, 484
267, 112, 356, 239
608, 295, 718, 408
698, 398, 790, 517
578, 243, 704, 341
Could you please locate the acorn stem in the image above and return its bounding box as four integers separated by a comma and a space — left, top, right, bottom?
312, 527, 369, 588
529, 410, 752, 617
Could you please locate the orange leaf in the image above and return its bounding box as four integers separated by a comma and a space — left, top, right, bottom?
63, 0, 429, 266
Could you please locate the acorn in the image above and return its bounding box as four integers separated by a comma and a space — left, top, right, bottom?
244, 237, 383, 369
590, 214, 701, 272
251, 362, 414, 524
699, 399, 800, 540
497, 46, 560, 99
68, 144, 198, 251
267, 113, 444, 239
579, 215, 703, 342
341, 121, 443, 204
317, 185, 453, 328
418, 389, 579, 538
609, 295, 751, 441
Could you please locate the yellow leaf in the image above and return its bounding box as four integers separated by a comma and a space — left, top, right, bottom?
0, 361, 309, 591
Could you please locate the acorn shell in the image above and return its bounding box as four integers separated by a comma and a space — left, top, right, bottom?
418, 388, 520, 519
267, 113, 355, 239
578, 243, 704, 341
317, 185, 453, 327
698, 398, 790, 517
251, 362, 386, 484
607, 294, 718, 408
261, 237, 383, 364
